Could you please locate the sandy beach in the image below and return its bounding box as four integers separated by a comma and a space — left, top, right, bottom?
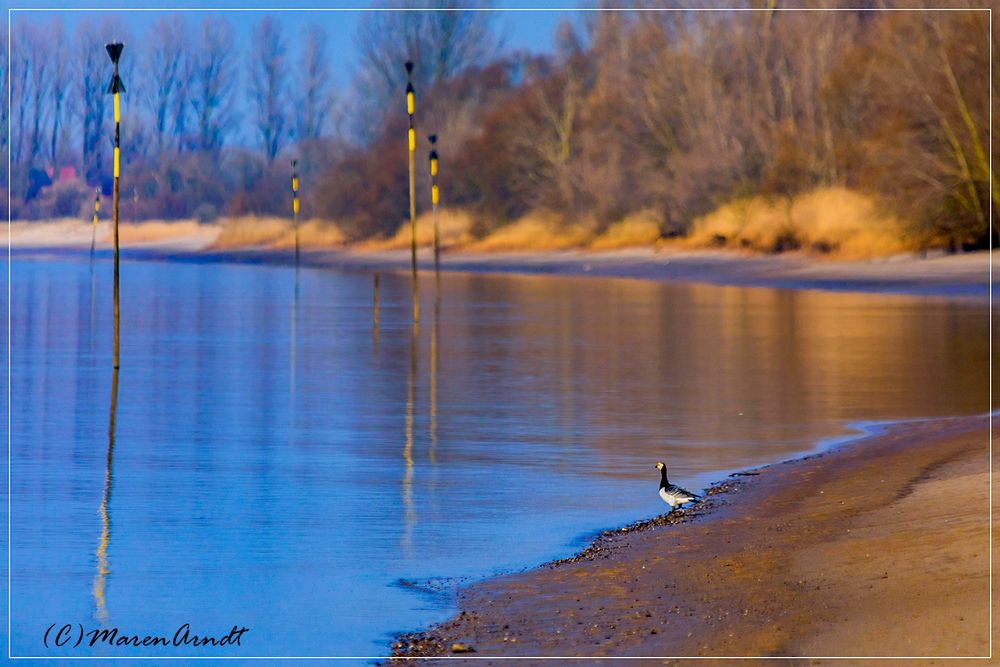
8, 219, 994, 298
390, 415, 992, 664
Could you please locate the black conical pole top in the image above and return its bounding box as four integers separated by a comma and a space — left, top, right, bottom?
106, 75, 125, 94
106, 42, 125, 94
106, 42, 123, 64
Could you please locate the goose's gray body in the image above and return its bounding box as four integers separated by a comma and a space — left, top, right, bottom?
655, 462, 700, 509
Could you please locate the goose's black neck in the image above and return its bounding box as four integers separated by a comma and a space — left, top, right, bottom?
659, 467, 669, 489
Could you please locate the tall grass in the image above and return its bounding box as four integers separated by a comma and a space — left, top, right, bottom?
469, 212, 593, 252
363, 209, 475, 250
687, 188, 912, 257
104, 220, 210, 244
271, 219, 347, 249
16, 188, 918, 260
590, 210, 663, 250
211, 216, 290, 249
791, 189, 911, 257
212, 216, 347, 250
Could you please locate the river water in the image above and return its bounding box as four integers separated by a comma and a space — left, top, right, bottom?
7, 256, 992, 660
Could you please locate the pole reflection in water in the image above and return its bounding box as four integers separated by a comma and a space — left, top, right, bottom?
93, 365, 118, 621
289, 268, 299, 444
89, 262, 97, 354
429, 274, 440, 465
402, 303, 417, 554
373, 273, 380, 350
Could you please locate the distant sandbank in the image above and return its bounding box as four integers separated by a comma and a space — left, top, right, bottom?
9, 218, 995, 299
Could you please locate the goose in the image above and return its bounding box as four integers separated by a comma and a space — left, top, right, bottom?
655, 462, 700, 509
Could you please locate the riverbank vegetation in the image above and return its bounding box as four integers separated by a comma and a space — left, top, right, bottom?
6, 2, 996, 257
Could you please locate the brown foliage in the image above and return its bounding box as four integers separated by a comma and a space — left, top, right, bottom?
9, 6, 995, 252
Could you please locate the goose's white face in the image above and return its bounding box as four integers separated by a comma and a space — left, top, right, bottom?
655, 462, 665, 471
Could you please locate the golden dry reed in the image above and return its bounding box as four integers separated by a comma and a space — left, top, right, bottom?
23, 187, 916, 258
687, 188, 912, 258
103, 220, 207, 244
590, 210, 663, 250
468, 212, 593, 252
210, 217, 345, 250
363, 209, 475, 251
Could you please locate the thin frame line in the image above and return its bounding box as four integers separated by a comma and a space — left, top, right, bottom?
4, 656, 998, 661
5, 3, 994, 662
5, 6, 995, 11
6, 5, 11, 663
988, 6, 994, 662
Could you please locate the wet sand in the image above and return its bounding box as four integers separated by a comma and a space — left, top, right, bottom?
9, 220, 993, 298
390, 415, 992, 664
368, 246, 993, 299
126, 246, 996, 299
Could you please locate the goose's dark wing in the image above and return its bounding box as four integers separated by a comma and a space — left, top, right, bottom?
664, 484, 700, 500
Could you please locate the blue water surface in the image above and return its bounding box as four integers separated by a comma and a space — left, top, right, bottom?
5, 255, 993, 662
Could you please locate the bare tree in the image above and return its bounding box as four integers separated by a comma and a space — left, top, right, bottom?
249, 16, 289, 163
0, 29, 9, 190
855, 8, 993, 245
296, 25, 331, 144
191, 17, 237, 152
48, 19, 72, 166
144, 16, 187, 153
506, 23, 590, 214
172, 40, 193, 151
24, 26, 51, 169
10, 24, 31, 168
352, 0, 500, 139
74, 21, 111, 184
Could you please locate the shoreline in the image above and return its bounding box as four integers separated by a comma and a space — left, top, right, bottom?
388, 414, 992, 663
9, 238, 994, 300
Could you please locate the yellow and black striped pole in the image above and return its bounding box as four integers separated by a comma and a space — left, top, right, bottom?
106, 42, 124, 370
405, 61, 419, 322
428, 134, 440, 273
291, 159, 300, 265
90, 189, 101, 259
